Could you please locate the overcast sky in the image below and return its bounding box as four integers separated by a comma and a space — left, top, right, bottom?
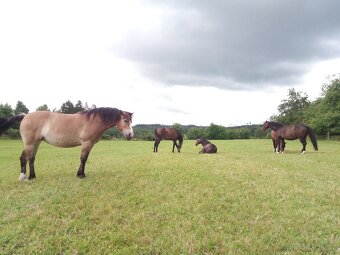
1, 0, 340, 126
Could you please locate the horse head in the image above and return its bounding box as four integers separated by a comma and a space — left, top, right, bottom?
261, 121, 270, 131
117, 111, 134, 140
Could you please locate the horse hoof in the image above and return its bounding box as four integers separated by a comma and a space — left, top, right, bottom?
18, 173, 27, 181
301, 151, 306, 155
77, 174, 86, 178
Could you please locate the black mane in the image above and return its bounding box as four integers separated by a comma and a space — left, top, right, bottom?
80, 107, 122, 123
268, 121, 283, 130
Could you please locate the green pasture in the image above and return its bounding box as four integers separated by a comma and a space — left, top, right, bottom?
0, 139, 339, 254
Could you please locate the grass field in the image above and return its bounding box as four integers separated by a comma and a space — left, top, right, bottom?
0, 139, 339, 255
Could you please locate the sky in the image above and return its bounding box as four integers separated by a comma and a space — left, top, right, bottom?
1, 0, 340, 126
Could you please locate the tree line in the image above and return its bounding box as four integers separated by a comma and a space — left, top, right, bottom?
1, 75, 339, 139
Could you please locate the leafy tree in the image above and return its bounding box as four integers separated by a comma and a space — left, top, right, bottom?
172, 123, 184, 135
305, 75, 340, 135
0, 103, 13, 117
187, 127, 206, 139
74, 100, 85, 112
14, 101, 29, 115
36, 104, 50, 111
60, 100, 75, 113
273, 88, 310, 124
205, 123, 227, 139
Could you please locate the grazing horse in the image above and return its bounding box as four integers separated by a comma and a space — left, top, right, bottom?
262, 121, 318, 154
195, 137, 217, 153
154, 127, 183, 153
271, 130, 285, 152
0, 107, 133, 180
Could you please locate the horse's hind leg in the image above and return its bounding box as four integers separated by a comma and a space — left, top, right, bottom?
19, 143, 40, 181
299, 138, 307, 154
19, 151, 27, 181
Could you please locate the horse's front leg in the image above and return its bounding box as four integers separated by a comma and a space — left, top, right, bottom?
272, 139, 277, 152
172, 141, 176, 153
154, 139, 160, 153
279, 138, 285, 153
77, 142, 94, 178
275, 138, 281, 153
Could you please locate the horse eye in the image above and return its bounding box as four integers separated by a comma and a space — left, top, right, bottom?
124, 119, 129, 123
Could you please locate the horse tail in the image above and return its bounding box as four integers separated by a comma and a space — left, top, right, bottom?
0, 114, 25, 135
306, 126, 318, 151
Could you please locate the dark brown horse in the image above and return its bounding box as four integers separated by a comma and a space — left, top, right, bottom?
271, 130, 285, 152
0, 114, 26, 135
262, 121, 318, 154
0, 107, 133, 180
195, 137, 217, 153
154, 127, 183, 153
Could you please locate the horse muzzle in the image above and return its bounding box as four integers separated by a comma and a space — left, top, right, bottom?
124, 132, 133, 140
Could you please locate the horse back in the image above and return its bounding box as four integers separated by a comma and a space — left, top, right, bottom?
203, 143, 217, 153
279, 124, 307, 140
155, 127, 180, 140
20, 111, 94, 147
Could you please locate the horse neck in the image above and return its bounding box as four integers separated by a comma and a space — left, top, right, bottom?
268, 122, 282, 131
200, 139, 210, 146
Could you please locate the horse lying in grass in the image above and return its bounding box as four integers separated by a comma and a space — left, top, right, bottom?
0, 107, 134, 180
195, 137, 217, 153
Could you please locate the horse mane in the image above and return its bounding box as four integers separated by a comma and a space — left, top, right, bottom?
197, 136, 211, 144
80, 107, 122, 123
268, 121, 283, 129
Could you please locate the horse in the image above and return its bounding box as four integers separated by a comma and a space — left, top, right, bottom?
0, 114, 26, 135
195, 137, 217, 153
271, 130, 286, 153
262, 121, 318, 154
154, 127, 183, 153
0, 107, 133, 180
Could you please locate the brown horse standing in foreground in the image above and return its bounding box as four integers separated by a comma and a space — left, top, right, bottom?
262, 121, 318, 154
0, 107, 133, 180
154, 127, 183, 153
195, 137, 217, 153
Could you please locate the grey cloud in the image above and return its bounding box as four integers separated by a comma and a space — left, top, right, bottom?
113, 0, 340, 90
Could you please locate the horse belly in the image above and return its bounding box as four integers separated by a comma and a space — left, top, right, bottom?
42, 126, 81, 148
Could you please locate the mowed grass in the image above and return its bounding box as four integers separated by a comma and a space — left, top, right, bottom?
0, 139, 339, 255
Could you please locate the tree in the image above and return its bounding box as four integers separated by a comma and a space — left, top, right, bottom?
306, 75, 340, 135
273, 88, 310, 124
205, 123, 227, 139
14, 101, 29, 115
74, 100, 85, 112
0, 103, 13, 117
60, 100, 75, 113
172, 123, 184, 136
187, 127, 206, 139
36, 104, 50, 111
